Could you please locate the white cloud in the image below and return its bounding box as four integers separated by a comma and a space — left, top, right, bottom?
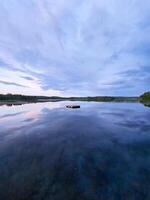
0, 0, 149, 96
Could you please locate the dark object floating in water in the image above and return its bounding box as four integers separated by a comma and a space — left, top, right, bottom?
66, 105, 80, 109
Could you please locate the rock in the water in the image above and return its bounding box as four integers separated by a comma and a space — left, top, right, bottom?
66, 105, 80, 109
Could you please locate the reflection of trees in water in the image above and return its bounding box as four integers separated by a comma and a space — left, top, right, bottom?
0, 103, 23, 107
0, 103, 24, 107
143, 103, 150, 108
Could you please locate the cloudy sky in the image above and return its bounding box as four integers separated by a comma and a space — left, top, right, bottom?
0, 0, 150, 96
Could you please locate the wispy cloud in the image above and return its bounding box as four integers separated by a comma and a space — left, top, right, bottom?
0, 0, 149, 96
21, 76, 34, 81
0, 80, 28, 88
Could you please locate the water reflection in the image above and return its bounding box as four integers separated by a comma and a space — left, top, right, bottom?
144, 103, 150, 108
0, 102, 150, 200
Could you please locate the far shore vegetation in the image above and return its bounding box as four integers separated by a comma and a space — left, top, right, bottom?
139, 91, 150, 102
0, 92, 149, 106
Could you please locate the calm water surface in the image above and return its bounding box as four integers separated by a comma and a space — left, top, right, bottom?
0, 102, 150, 200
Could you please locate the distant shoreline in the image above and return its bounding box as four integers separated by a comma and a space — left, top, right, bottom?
0, 92, 150, 106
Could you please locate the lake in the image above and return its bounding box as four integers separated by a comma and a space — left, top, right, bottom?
0, 101, 150, 200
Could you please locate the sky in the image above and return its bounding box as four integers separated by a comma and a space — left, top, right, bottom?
0, 0, 150, 97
